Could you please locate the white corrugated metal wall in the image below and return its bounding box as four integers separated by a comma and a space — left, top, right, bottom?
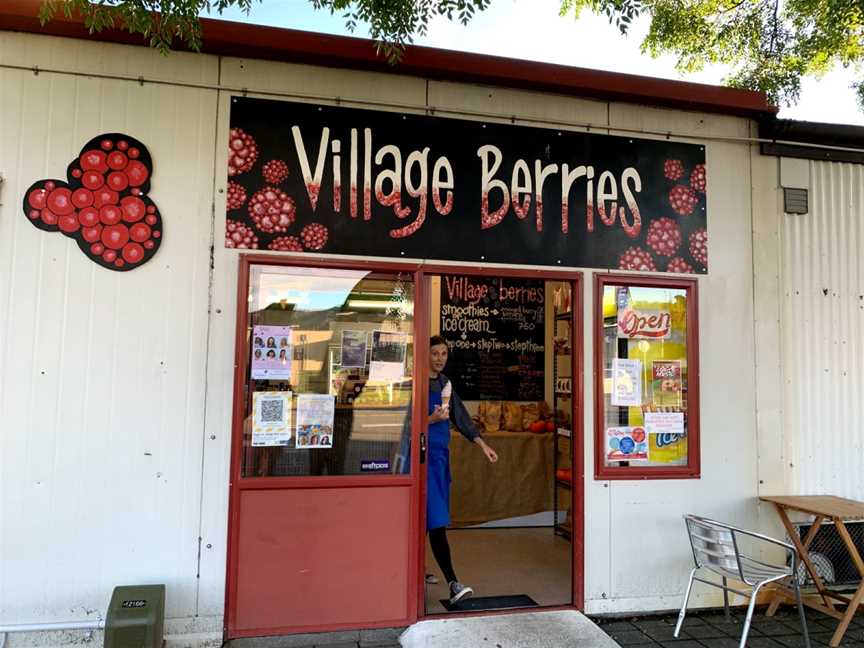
782, 160, 864, 498
0, 33, 219, 626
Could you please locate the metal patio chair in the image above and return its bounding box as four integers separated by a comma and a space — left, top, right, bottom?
675, 514, 810, 648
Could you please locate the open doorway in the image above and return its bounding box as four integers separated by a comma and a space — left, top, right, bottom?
422, 272, 580, 615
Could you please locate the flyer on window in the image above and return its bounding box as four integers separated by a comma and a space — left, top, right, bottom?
296, 394, 335, 449
645, 411, 685, 437
251, 391, 292, 447
606, 426, 649, 461
251, 325, 293, 379
340, 330, 368, 368
652, 360, 682, 407
611, 358, 642, 406
368, 330, 408, 382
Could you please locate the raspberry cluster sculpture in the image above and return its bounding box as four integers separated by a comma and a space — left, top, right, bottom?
23, 134, 162, 271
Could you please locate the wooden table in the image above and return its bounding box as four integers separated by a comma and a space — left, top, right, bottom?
761, 495, 864, 647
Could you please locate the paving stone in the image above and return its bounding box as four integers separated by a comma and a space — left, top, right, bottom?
612, 630, 654, 645
358, 628, 404, 647
684, 624, 734, 639
641, 626, 686, 642
603, 621, 642, 632
747, 638, 788, 648
700, 636, 746, 648
314, 643, 358, 648
660, 640, 702, 648
772, 634, 814, 648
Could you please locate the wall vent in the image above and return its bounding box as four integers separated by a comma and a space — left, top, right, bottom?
784, 187, 809, 214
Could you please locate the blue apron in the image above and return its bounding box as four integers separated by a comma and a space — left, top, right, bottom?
426, 386, 451, 530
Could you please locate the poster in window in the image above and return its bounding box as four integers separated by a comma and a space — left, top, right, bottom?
340, 330, 368, 368
252, 325, 293, 379
606, 426, 649, 461
611, 358, 642, 406
368, 330, 407, 381
252, 391, 292, 447
296, 394, 335, 449
652, 360, 682, 407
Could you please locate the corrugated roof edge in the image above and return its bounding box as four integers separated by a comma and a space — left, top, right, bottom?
0, 0, 775, 118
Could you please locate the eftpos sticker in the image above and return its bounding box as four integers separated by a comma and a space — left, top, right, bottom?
361, 459, 391, 472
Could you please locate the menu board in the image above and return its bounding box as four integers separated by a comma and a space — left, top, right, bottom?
439, 276, 545, 401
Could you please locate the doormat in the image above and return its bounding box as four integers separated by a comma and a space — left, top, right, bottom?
440, 594, 539, 612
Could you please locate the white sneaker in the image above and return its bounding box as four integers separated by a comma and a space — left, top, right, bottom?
425, 573, 439, 584
449, 581, 473, 604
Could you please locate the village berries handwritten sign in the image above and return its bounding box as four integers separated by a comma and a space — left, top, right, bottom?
226, 97, 708, 273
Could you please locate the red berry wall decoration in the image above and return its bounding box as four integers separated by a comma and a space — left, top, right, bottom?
22, 134, 162, 271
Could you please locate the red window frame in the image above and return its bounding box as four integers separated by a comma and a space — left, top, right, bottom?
593, 273, 701, 480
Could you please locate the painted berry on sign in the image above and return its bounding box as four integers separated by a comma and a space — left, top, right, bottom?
645, 217, 682, 257
669, 185, 698, 216
667, 257, 694, 274
268, 236, 304, 252
301, 223, 329, 250
262, 159, 290, 185
226, 181, 247, 211
618, 246, 657, 271
690, 164, 706, 192
228, 127, 259, 176
248, 187, 296, 233
22, 133, 162, 271
689, 228, 708, 266
226, 219, 259, 249
664, 159, 685, 181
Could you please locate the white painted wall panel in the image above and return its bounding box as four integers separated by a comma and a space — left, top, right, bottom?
782, 161, 864, 499
0, 35, 218, 624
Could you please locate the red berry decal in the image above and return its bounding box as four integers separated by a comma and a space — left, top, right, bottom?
689, 228, 708, 266
669, 185, 698, 216
21, 133, 162, 271
226, 219, 259, 249
664, 159, 684, 181
248, 187, 296, 233
301, 223, 329, 250
690, 164, 706, 192
667, 257, 694, 274
618, 246, 657, 271
262, 159, 289, 185
226, 181, 247, 211
268, 236, 304, 252
228, 127, 259, 177
645, 217, 682, 257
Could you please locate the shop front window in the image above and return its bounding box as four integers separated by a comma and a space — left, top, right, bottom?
240, 264, 414, 477
594, 275, 700, 479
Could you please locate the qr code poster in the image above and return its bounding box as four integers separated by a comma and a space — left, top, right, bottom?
252, 391, 292, 447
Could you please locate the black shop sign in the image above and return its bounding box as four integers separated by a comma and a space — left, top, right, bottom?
227, 97, 708, 273
439, 275, 545, 401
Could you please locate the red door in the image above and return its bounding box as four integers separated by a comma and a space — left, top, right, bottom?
225, 257, 427, 637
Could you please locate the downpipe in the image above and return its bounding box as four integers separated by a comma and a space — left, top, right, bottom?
0, 618, 105, 648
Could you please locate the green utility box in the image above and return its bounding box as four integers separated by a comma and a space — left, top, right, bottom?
104, 585, 165, 648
